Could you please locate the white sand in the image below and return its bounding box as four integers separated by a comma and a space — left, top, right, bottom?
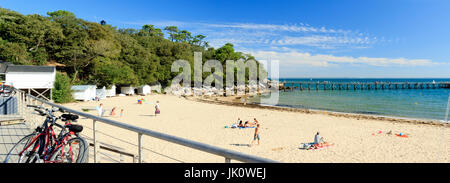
62, 94, 450, 163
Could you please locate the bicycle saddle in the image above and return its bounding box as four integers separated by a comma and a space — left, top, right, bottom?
62, 114, 79, 122
67, 124, 83, 133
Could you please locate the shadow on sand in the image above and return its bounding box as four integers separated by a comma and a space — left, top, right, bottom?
230, 144, 250, 147
139, 114, 156, 117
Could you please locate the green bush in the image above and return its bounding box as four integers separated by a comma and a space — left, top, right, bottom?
52, 72, 74, 103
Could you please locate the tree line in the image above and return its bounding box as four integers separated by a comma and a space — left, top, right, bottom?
0, 8, 265, 90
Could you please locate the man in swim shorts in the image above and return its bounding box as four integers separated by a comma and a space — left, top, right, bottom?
250, 124, 261, 147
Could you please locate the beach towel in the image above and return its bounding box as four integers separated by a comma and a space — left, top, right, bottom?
239, 126, 256, 129
300, 142, 334, 150
395, 134, 409, 138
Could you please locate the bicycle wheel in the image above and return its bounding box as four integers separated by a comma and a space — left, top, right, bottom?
4, 133, 43, 163
49, 137, 88, 163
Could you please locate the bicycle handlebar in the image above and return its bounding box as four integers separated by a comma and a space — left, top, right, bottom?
34, 109, 46, 116
27, 105, 44, 109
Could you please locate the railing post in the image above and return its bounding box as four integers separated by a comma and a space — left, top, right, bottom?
93, 120, 99, 163
138, 133, 143, 163
225, 157, 231, 163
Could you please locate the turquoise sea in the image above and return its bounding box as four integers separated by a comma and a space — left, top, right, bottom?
251, 78, 450, 121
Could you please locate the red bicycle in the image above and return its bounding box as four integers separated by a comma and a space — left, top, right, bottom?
4, 105, 88, 163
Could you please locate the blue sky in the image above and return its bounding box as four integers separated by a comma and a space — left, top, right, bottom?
1, 0, 450, 78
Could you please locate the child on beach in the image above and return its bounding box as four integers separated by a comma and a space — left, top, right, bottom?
250, 124, 261, 147
155, 101, 160, 116
120, 109, 124, 117
110, 107, 117, 117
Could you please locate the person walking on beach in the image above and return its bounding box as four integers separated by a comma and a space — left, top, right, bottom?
154, 101, 160, 116
250, 124, 261, 147
110, 107, 117, 117
97, 103, 104, 117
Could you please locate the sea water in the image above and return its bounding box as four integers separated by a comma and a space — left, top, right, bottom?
251, 78, 450, 121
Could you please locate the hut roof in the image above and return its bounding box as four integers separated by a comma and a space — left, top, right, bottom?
6, 65, 55, 73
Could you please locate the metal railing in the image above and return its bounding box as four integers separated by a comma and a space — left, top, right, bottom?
0, 89, 26, 124
13, 88, 278, 163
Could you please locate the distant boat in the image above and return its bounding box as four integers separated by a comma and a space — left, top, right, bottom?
433, 80, 436, 84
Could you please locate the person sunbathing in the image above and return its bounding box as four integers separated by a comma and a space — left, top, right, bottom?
238, 121, 244, 128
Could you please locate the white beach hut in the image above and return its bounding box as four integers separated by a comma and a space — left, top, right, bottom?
137, 85, 151, 95
106, 85, 116, 97
72, 85, 96, 101
121, 86, 135, 95
96, 86, 107, 100
1, 63, 56, 100
150, 84, 162, 93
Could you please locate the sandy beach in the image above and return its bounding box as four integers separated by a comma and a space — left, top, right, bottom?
62, 94, 450, 163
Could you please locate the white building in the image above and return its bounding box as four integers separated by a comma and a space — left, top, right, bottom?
106, 85, 116, 97
96, 86, 107, 100
121, 86, 135, 95
149, 83, 162, 93
1, 63, 56, 100
137, 85, 151, 95
72, 85, 96, 101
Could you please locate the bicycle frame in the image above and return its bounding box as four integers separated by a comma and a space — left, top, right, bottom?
17, 115, 79, 163
10, 104, 84, 163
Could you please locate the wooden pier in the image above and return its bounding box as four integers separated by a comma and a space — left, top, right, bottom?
280, 81, 450, 91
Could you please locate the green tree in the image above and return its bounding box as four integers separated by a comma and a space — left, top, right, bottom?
52, 72, 74, 103
164, 26, 178, 42
0, 8, 266, 90
140, 24, 164, 37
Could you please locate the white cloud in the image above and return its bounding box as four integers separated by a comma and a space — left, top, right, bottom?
249, 50, 435, 67
124, 20, 378, 50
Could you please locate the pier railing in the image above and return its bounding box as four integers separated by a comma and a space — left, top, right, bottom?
279, 81, 450, 91
12, 88, 278, 163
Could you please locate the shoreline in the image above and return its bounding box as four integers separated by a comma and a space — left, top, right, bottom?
186, 95, 448, 127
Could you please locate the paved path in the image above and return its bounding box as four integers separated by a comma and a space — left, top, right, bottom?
0, 122, 31, 163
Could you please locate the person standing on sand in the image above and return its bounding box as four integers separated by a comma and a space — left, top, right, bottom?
120, 109, 124, 118
110, 107, 117, 117
252, 118, 259, 126
155, 101, 160, 116
250, 124, 261, 147
97, 103, 104, 117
